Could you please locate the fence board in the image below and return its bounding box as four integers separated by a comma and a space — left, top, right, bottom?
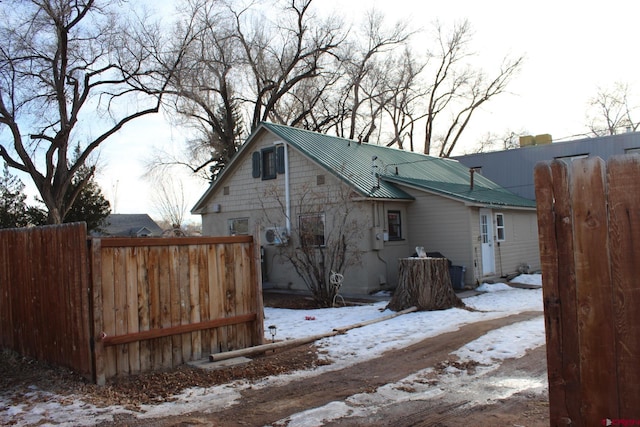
571, 158, 618, 420
606, 155, 640, 416
136, 247, 151, 374
536, 155, 640, 424
125, 247, 140, 374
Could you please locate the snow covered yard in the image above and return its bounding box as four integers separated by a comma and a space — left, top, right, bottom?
0, 275, 545, 426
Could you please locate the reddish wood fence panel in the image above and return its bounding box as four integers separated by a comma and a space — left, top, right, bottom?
90, 236, 263, 384
535, 155, 640, 425
0, 223, 93, 380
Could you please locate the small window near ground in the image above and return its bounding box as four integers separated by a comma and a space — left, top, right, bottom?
228, 218, 249, 236
387, 210, 402, 240
299, 213, 325, 247
495, 213, 505, 242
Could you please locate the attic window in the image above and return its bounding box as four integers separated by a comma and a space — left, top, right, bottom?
317, 174, 325, 185
223, 186, 230, 195
261, 147, 277, 179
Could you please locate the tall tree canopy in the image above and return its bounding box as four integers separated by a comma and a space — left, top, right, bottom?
156, 1, 523, 182
0, 0, 188, 223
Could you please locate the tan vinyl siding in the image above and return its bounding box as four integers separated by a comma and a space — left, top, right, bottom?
402, 188, 474, 275
493, 210, 540, 275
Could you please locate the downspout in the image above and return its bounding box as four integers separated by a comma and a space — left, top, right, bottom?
275, 141, 291, 234
284, 142, 291, 233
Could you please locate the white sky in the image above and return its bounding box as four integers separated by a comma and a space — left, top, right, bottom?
18, 1, 640, 224
0, 275, 544, 426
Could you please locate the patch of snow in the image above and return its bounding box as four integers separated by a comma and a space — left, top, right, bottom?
510, 273, 542, 286
476, 282, 513, 292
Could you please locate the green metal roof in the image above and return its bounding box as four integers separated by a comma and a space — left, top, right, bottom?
261, 122, 536, 208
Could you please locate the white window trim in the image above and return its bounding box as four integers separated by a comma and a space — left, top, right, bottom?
495, 213, 506, 242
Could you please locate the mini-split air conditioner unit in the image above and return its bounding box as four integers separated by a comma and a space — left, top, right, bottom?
263, 227, 289, 246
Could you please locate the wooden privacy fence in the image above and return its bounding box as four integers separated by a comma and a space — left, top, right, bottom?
0, 223, 92, 377
535, 155, 640, 425
0, 223, 263, 384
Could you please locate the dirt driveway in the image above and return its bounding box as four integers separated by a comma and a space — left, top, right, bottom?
106, 310, 548, 427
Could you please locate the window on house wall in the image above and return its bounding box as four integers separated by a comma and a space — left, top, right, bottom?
228, 218, 249, 235
261, 147, 277, 179
387, 210, 402, 240
495, 213, 505, 242
252, 146, 285, 179
625, 147, 640, 154
299, 213, 325, 247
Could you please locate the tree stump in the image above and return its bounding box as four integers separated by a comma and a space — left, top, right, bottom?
387, 257, 465, 311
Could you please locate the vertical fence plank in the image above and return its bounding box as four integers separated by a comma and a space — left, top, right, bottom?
147, 246, 162, 371
208, 244, 221, 354
187, 246, 200, 360
91, 238, 105, 385
606, 155, 640, 416
197, 245, 211, 355
571, 158, 618, 421
214, 244, 227, 352
113, 247, 129, 376
125, 247, 140, 374
136, 247, 151, 373
158, 246, 173, 369
101, 246, 117, 379
169, 245, 183, 366
534, 162, 571, 425
550, 160, 583, 422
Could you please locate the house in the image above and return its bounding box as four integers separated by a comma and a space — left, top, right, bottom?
192, 122, 540, 294
453, 132, 640, 200
99, 214, 164, 237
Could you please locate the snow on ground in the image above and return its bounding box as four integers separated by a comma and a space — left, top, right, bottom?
1, 275, 545, 427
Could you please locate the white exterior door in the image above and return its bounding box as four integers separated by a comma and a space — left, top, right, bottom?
479, 209, 495, 276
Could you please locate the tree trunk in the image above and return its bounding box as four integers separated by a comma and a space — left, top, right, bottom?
387, 257, 464, 311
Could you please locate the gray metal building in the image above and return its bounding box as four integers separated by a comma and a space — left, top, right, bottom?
453, 132, 640, 200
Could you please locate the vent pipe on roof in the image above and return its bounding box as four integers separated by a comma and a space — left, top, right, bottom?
371, 156, 379, 190
469, 168, 475, 191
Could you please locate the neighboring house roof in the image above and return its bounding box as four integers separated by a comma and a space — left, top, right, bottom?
193, 122, 536, 212
454, 131, 640, 200
100, 214, 164, 237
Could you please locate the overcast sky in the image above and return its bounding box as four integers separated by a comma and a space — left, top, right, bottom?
31, 0, 640, 223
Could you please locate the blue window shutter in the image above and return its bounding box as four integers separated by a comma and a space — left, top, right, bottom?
252, 151, 261, 178
276, 145, 285, 174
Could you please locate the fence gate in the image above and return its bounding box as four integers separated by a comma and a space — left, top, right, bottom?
535, 156, 640, 425
0, 223, 93, 379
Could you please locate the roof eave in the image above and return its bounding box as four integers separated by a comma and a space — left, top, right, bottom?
384, 176, 536, 210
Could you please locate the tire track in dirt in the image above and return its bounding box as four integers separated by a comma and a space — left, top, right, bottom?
144, 310, 543, 427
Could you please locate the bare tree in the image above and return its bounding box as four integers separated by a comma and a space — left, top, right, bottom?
158, 0, 345, 181
422, 20, 523, 157
586, 81, 639, 136
151, 176, 189, 233
261, 182, 365, 307
333, 9, 412, 142
0, 0, 189, 223
382, 48, 427, 151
